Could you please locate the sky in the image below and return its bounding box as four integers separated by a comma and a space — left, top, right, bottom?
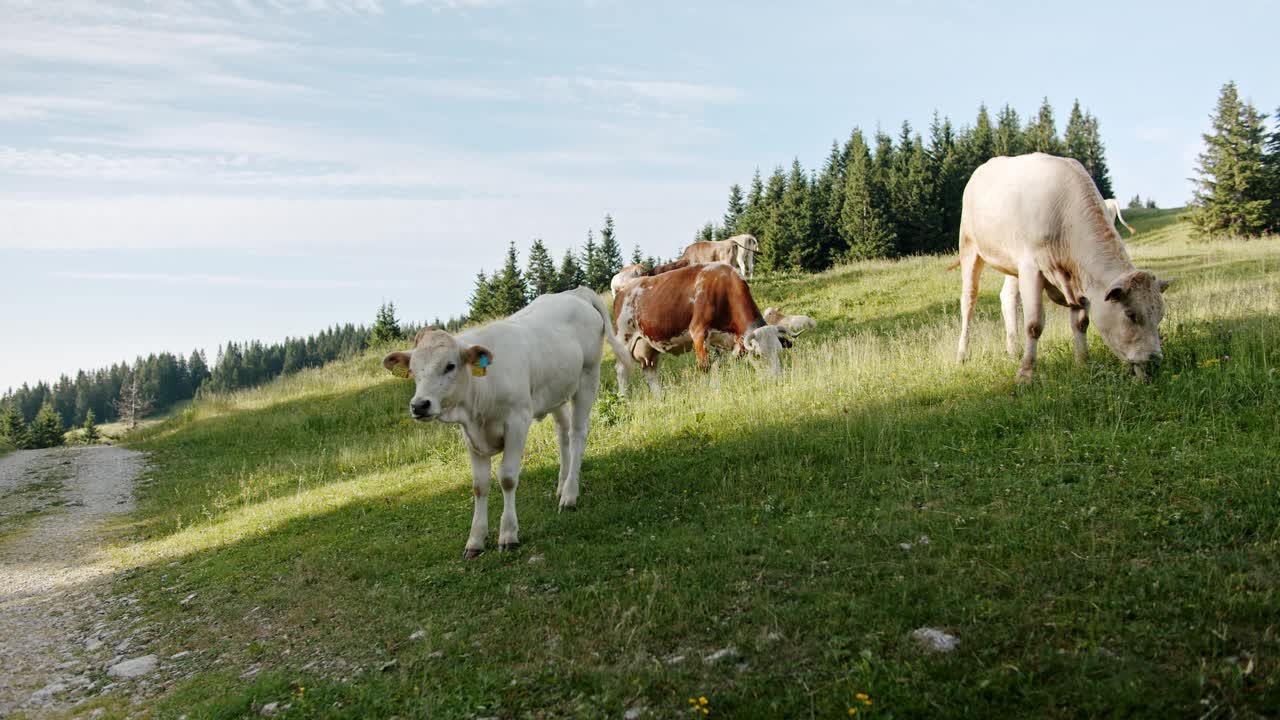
2, 0, 1277, 391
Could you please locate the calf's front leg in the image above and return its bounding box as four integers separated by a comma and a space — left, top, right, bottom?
1016, 268, 1046, 384
497, 415, 532, 552
1070, 306, 1090, 365
464, 453, 492, 560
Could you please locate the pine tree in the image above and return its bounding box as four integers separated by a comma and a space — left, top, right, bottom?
597, 215, 624, 280
723, 183, 746, 233
582, 230, 611, 292
839, 128, 896, 260
1146, 198, 1158, 209
372, 302, 403, 343
1265, 105, 1280, 232
32, 402, 65, 448
631, 243, 644, 265
737, 169, 767, 238
968, 103, 995, 167
525, 239, 558, 300
469, 270, 495, 320
1190, 81, 1270, 238
1128, 195, 1143, 209
1082, 113, 1114, 198
774, 158, 814, 270
1025, 97, 1062, 155
696, 222, 715, 243
82, 409, 100, 444
994, 104, 1023, 157
113, 374, 153, 430
1064, 100, 1090, 166
812, 140, 846, 269
757, 166, 789, 272
1, 402, 30, 448
490, 241, 529, 316
557, 249, 585, 292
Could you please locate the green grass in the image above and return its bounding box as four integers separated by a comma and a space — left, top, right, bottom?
112, 215, 1279, 718
0, 439, 13, 459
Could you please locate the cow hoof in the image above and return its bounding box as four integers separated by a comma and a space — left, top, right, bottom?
1014, 370, 1034, 385
498, 542, 520, 552
462, 548, 484, 560
559, 503, 578, 513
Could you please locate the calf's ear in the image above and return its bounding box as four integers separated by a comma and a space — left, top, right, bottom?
382, 351, 412, 378
1157, 278, 1171, 293
462, 345, 494, 376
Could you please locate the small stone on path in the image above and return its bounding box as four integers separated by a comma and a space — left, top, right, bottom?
107, 655, 158, 679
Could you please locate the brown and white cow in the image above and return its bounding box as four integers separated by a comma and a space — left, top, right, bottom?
610, 263, 645, 295
612, 262, 783, 396
956, 153, 1169, 383
675, 234, 758, 279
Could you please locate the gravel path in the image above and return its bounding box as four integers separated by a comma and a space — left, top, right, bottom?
0, 446, 145, 717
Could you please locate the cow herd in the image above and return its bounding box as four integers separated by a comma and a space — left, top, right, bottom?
384, 152, 1171, 558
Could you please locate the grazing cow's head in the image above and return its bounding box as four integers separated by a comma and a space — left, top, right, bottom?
382, 328, 493, 421
1089, 270, 1169, 379
744, 324, 784, 375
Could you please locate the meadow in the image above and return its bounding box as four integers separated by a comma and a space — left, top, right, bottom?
102, 211, 1279, 718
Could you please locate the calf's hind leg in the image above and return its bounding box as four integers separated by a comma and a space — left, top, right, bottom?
561, 364, 601, 512
956, 241, 984, 363
1001, 275, 1021, 360
550, 404, 572, 500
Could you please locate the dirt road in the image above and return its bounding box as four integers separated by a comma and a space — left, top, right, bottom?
0, 446, 145, 717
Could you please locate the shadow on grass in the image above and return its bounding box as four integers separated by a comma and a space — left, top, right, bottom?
115, 312, 1280, 719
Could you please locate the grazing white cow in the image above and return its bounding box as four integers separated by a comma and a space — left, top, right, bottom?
382, 287, 632, 558
1103, 198, 1137, 235
610, 263, 645, 295
762, 307, 818, 337
956, 153, 1169, 383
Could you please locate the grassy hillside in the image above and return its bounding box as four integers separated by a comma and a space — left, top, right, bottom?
107, 214, 1279, 718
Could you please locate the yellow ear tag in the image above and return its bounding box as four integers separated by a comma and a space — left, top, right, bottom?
471, 354, 489, 377
392, 364, 410, 379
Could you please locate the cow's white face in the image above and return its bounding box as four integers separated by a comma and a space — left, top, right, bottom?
383, 330, 492, 420
1088, 270, 1169, 379
744, 324, 784, 375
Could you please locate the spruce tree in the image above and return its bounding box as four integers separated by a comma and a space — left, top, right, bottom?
723, 183, 746, 233
1083, 113, 1114, 198
774, 158, 813, 270
469, 270, 494, 320
1190, 81, 1270, 238
813, 140, 846, 269
582, 230, 611, 291
737, 168, 767, 238
490, 241, 529, 315
82, 409, 100, 444
994, 104, 1023, 157
1064, 100, 1090, 165
1, 402, 30, 448
557, 248, 585, 292
839, 129, 896, 260
1265, 105, 1280, 232
631, 244, 644, 265
1145, 198, 1158, 209
757, 166, 789, 272
968, 104, 995, 167
597, 215, 624, 279
32, 402, 65, 448
1025, 97, 1062, 155
372, 302, 403, 343
1128, 195, 1143, 209
696, 222, 715, 243
525, 239, 558, 300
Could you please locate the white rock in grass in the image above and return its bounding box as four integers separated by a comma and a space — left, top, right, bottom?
107, 655, 157, 679
703, 645, 737, 663
260, 701, 279, 716
408, 630, 427, 642
911, 627, 958, 653
624, 707, 646, 719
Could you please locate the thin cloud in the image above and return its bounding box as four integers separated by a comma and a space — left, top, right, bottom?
50, 271, 361, 290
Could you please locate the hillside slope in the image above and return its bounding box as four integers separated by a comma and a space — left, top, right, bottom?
109, 216, 1279, 718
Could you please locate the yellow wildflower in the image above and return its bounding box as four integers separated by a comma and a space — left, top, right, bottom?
855, 693, 868, 700
699, 697, 708, 705
848, 709, 857, 716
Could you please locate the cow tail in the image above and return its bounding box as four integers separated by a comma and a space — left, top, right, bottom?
581, 287, 635, 371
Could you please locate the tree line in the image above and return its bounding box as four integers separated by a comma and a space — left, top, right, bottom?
693, 97, 1114, 272
1, 322, 373, 448
1189, 81, 1280, 239
466, 214, 661, 321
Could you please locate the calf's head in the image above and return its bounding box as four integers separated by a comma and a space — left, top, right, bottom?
382, 328, 492, 420
744, 324, 784, 375
1088, 270, 1169, 379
